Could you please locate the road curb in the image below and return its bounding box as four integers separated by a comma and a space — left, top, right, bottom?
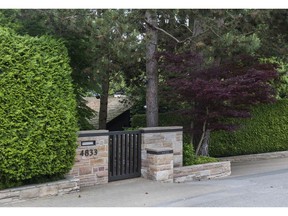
218, 151, 288, 162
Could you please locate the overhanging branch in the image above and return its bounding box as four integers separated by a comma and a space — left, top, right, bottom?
145, 19, 192, 44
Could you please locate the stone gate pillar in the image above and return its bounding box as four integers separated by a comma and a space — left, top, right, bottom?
140, 126, 183, 179
146, 147, 174, 182
68, 130, 109, 187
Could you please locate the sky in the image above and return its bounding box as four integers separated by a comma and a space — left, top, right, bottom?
0, 0, 287, 9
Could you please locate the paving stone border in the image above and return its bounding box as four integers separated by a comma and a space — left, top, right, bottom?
0, 177, 79, 205
218, 151, 288, 162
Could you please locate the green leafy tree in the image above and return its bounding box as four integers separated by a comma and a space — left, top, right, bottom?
3, 9, 288, 132
261, 57, 288, 99
13, 9, 143, 130
82, 9, 143, 129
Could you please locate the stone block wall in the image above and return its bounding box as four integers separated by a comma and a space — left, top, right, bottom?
141, 126, 183, 179
68, 130, 109, 187
146, 148, 174, 183
68, 127, 184, 185
173, 161, 231, 183
67, 127, 230, 186
0, 178, 79, 205
0, 127, 232, 205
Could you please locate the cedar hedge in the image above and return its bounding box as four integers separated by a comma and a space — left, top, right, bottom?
209, 99, 288, 157
0, 27, 78, 188
131, 100, 288, 157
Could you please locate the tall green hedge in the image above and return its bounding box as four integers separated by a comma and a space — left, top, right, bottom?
209, 100, 288, 157
0, 27, 78, 188
132, 100, 288, 158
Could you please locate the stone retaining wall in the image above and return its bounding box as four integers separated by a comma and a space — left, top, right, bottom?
173, 161, 231, 183
0, 126, 232, 205
0, 178, 79, 205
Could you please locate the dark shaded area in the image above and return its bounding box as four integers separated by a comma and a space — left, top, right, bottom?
107, 110, 131, 131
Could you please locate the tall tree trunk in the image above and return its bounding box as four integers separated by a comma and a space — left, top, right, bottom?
200, 129, 210, 156
195, 128, 211, 157
192, 102, 205, 151
191, 18, 206, 152
145, 9, 159, 127
195, 107, 210, 156
98, 72, 110, 129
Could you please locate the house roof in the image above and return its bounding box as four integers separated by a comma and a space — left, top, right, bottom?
84, 96, 133, 129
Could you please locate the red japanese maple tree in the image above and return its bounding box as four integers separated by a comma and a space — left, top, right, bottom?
161, 53, 279, 156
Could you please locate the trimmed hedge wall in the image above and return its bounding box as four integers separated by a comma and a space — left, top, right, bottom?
0, 27, 78, 188
209, 100, 288, 157
132, 100, 288, 158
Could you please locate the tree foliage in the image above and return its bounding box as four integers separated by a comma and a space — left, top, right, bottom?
1, 9, 288, 157
162, 53, 279, 155
147, 9, 288, 156
2, 9, 97, 129
0, 27, 78, 188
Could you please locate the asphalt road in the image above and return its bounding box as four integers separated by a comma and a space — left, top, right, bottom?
158, 159, 288, 207
3, 157, 288, 207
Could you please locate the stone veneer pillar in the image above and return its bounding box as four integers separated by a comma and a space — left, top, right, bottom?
68, 130, 109, 187
140, 126, 183, 179
146, 148, 174, 183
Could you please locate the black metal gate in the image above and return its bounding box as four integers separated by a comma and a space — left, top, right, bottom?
108, 130, 141, 182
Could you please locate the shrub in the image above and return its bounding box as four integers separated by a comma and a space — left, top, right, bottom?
183, 142, 219, 166
183, 142, 195, 166
0, 27, 78, 188
209, 99, 288, 157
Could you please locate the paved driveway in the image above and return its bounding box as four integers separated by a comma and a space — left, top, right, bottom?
3, 157, 288, 207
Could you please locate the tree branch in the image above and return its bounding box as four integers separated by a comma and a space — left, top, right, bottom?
206, 26, 221, 38
180, 24, 194, 35
145, 19, 191, 44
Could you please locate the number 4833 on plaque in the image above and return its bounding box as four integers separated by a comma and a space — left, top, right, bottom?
80, 149, 98, 157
